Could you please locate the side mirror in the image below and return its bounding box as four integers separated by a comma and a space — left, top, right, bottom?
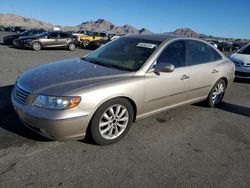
153, 63, 175, 73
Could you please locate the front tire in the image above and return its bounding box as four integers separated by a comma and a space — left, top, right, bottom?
206, 79, 226, 108
31, 41, 42, 51
81, 40, 89, 48
89, 98, 134, 145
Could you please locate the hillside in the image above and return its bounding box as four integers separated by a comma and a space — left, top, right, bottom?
0, 13, 152, 35
0, 13, 55, 29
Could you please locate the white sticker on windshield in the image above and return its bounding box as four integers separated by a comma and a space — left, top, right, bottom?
137, 43, 157, 49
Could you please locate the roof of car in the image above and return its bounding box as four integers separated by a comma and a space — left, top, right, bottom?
125, 34, 180, 42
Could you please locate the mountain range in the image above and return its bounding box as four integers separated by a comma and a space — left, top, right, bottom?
0, 13, 249, 41
0, 13, 152, 35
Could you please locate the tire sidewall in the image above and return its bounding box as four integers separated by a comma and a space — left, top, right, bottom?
207, 79, 226, 108
82, 40, 89, 48
68, 42, 76, 51
90, 98, 134, 145
31, 41, 41, 51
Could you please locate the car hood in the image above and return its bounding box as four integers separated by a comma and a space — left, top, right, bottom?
230, 53, 250, 63
18, 58, 134, 95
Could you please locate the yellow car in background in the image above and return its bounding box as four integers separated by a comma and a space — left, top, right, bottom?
77, 31, 108, 47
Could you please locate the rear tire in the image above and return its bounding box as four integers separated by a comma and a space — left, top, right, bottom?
206, 79, 226, 108
68, 42, 76, 51
89, 98, 134, 145
31, 41, 42, 51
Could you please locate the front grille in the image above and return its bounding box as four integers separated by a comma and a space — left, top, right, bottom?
14, 84, 30, 104
244, 63, 250, 67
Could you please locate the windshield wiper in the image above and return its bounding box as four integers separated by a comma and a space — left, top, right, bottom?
99, 63, 133, 72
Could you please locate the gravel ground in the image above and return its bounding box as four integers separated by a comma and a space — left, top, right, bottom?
0, 32, 250, 188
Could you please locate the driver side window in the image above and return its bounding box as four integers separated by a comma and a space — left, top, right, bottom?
47, 33, 58, 39
157, 40, 186, 68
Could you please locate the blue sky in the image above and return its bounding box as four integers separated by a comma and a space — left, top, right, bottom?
0, 0, 249, 38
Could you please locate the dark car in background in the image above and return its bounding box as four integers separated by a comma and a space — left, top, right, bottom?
3, 29, 45, 45
87, 37, 111, 50
14, 31, 79, 51
0, 26, 5, 31
14, 26, 28, 33
3, 26, 15, 32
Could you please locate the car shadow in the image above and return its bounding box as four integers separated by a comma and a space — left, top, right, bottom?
0, 85, 50, 141
234, 78, 250, 84
218, 102, 250, 117
193, 101, 250, 117
8, 46, 81, 51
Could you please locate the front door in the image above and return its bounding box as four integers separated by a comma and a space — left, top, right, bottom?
143, 40, 190, 114
42, 32, 59, 47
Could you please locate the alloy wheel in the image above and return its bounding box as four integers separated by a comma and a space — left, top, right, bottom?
211, 82, 224, 104
98, 104, 129, 140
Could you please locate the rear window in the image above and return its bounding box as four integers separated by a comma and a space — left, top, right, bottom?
187, 40, 222, 65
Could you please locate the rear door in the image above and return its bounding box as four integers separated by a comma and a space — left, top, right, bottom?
58, 33, 71, 47
186, 40, 223, 100
143, 40, 191, 114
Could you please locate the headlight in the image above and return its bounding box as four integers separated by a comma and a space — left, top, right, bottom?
232, 60, 245, 67
33, 95, 81, 110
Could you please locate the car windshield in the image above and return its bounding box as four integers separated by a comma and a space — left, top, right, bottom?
84, 37, 161, 71
238, 44, 250, 55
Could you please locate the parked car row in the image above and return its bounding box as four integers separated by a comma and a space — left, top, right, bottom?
0, 25, 30, 33
2, 27, 120, 51
207, 39, 248, 52
3, 30, 79, 51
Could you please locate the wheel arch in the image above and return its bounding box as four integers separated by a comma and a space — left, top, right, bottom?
121, 96, 137, 122
220, 77, 228, 87
88, 95, 138, 125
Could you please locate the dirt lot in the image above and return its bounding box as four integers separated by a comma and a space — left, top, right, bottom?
0, 32, 250, 188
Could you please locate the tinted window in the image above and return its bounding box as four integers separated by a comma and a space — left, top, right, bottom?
47, 33, 58, 39
187, 40, 222, 65
157, 40, 186, 68
239, 45, 250, 55
60, 33, 70, 38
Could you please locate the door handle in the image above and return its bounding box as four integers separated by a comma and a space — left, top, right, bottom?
180, 75, 190, 80
211, 69, 219, 73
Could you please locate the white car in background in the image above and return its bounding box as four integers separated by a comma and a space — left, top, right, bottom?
209, 41, 218, 49
230, 43, 250, 79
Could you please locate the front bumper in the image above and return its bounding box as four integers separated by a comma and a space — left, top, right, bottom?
3, 37, 13, 45
11, 92, 90, 141
13, 40, 31, 48
235, 66, 250, 79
